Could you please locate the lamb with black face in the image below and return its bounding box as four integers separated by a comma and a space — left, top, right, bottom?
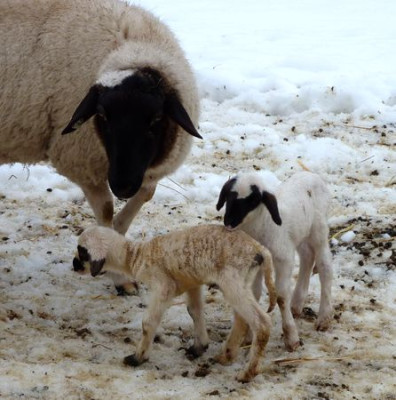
216, 177, 282, 229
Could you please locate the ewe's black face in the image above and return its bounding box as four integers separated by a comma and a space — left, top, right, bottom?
95, 73, 166, 199
62, 68, 201, 200
216, 177, 282, 229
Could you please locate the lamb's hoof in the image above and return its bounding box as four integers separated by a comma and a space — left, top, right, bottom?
316, 316, 332, 331
236, 369, 257, 383
123, 354, 144, 367
185, 344, 208, 360
291, 308, 302, 319
115, 282, 139, 296
214, 351, 233, 366
285, 339, 301, 352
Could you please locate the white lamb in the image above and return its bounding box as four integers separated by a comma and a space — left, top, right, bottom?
74, 225, 277, 382
216, 171, 333, 351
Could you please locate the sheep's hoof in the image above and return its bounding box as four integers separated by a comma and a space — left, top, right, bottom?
236, 369, 257, 383
115, 282, 139, 296
123, 354, 145, 367
185, 344, 208, 360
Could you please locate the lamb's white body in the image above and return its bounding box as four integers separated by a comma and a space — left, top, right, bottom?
76, 225, 277, 382
218, 172, 333, 351
0, 0, 198, 235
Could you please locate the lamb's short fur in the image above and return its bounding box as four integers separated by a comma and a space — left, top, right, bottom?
217, 171, 333, 351
1, 0, 200, 293
75, 225, 277, 382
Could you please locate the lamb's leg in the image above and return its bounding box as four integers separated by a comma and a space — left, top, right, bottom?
244, 270, 263, 345
291, 242, 315, 318
113, 183, 157, 235
275, 258, 300, 351
218, 284, 271, 382
124, 283, 175, 366
185, 287, 209, 359
315, 244, 333, 331
215, 312, 248, 366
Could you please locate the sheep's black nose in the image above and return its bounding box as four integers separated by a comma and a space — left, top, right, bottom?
73, 257, 84, 272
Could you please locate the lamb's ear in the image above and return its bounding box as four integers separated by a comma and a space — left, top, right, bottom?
164, 94, 202, 139
216, 177, 237, 211
62, 86, 100, 134
262, 191, 282, 226
90, 258, 106, 277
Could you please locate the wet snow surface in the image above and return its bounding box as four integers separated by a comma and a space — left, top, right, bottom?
1, 1, 395, 399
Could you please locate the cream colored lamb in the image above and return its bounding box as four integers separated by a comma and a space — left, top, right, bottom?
75, 225, 277, 382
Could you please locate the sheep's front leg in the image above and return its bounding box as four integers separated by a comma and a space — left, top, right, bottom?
113, 183, 157, 235
81, 182, 114, 228
185, 287, 209, 359
124, 282, 175, 367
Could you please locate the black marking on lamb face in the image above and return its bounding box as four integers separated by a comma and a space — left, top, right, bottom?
90, 258, 105, 277
73, 256, 84, 272
222, 184, 262, 229
77, 245, 90, 263
261, 191, 282, 226
307, 190, 312, 198
62, 68, 200, 200
216, 177, 237, 211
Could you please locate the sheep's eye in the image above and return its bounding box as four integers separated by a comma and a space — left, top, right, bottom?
97, 105, 107, 121
149, 114, 163, 127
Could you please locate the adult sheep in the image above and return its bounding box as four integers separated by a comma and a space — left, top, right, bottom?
1, 0, 201, 292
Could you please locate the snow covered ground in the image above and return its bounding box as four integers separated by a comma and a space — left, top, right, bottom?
1, 1, 395, 399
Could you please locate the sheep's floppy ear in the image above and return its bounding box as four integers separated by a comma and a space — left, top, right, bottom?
261, 191, 282, 225
62, 86, 100, 134
164, 94, 202, 139
90, 258, 106, 277
216, 177, 237, 211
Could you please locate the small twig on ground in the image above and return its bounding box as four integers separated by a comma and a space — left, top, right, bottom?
92, 343, 112, 351
158, 183, 190, 201
330, 224, 355, 241
166, 177, 187, 191
273, 355, 352, 366
297, 160, 311, 172
345, 125, 375, 131
385, 176, 396, 187
358, 155, 375, 164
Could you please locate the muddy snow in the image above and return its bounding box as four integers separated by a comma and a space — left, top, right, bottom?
1, 1, 395, 399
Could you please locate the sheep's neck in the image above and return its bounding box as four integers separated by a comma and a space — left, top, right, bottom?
122, 241, 148, 280
242, 205, 270, 239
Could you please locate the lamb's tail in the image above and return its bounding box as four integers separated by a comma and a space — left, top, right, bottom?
260, 247, 277, 313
